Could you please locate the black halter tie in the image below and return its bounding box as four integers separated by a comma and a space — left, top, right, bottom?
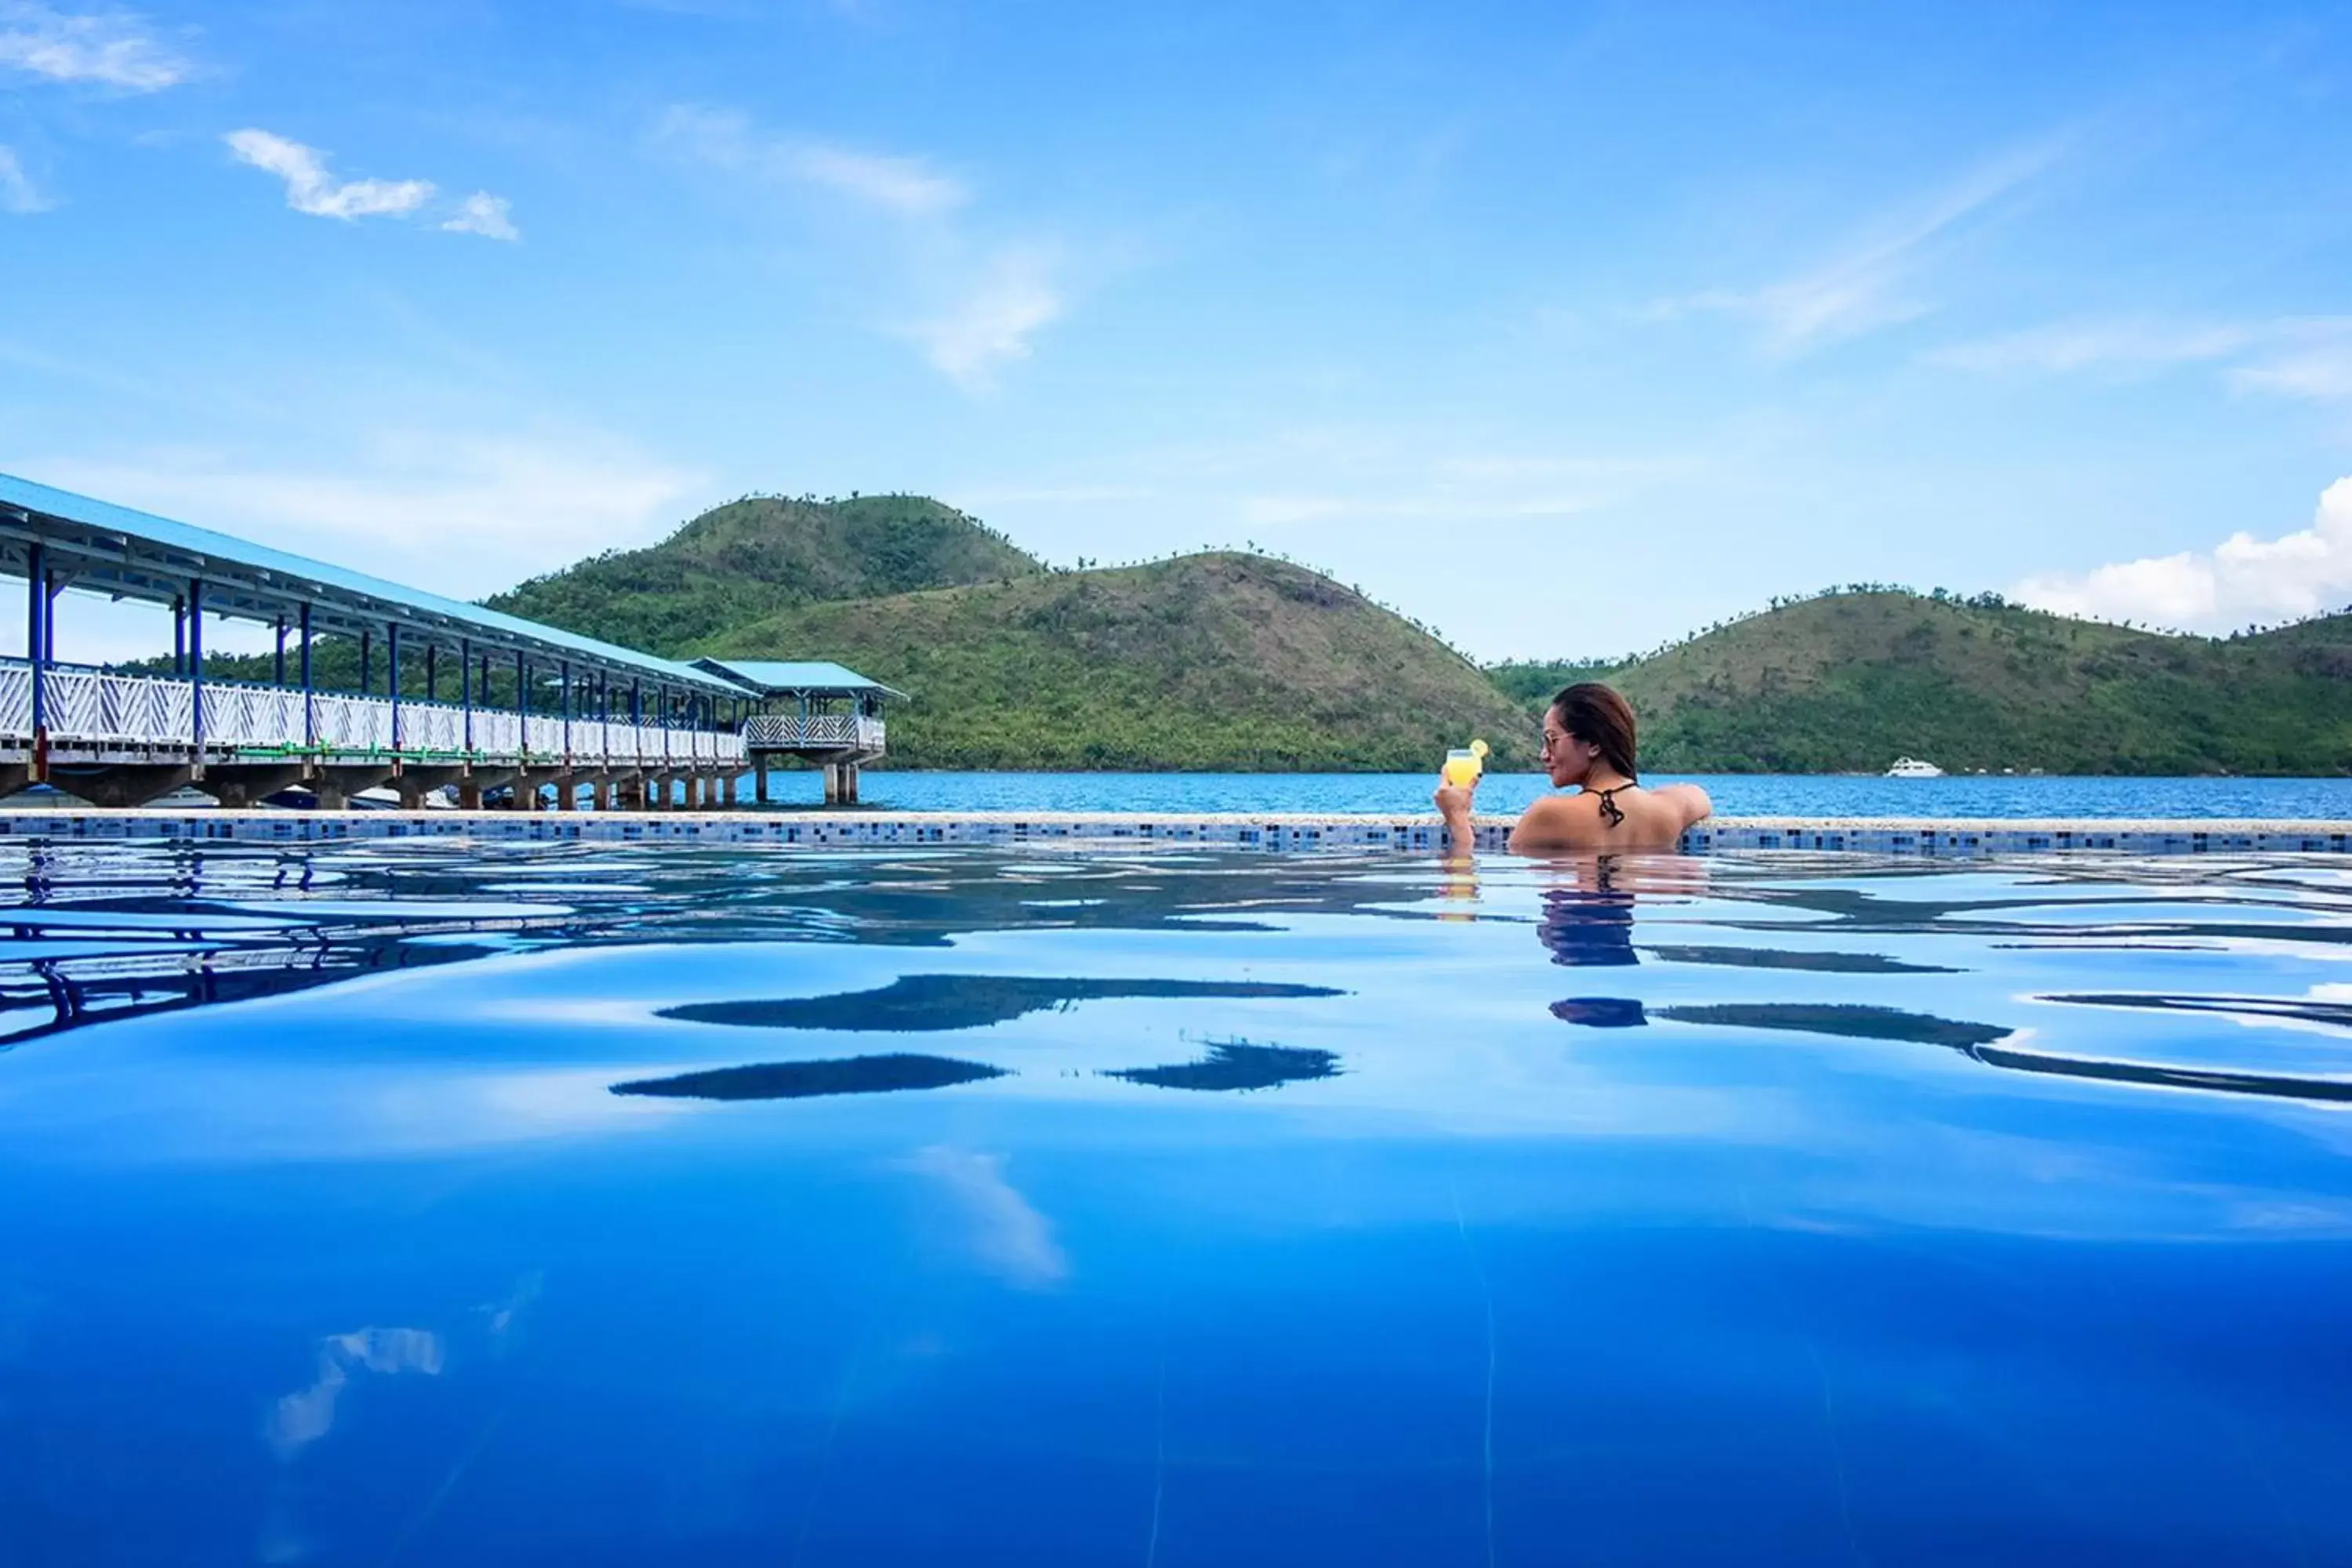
1595, 786, 1627, 829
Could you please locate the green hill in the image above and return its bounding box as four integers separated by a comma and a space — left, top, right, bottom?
486, 493, 1044, 655
699, 553, 1537, 771
1492, 591, 2352, 775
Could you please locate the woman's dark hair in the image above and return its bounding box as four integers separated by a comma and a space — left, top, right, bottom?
1550, 682, 1638, 780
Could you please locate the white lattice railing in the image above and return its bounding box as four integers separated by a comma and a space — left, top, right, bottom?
0, 661, 749, 765
396, 702, 466, 754
473, 710, 521, 755
743, 714, 884, 750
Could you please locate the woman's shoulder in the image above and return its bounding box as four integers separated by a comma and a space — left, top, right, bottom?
1649, 781, 1713, 824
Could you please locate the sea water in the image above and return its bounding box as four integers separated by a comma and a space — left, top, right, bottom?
2, 840, 2350, 1563
757, 769, 2352, 818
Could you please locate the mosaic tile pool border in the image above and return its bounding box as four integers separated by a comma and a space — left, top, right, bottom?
0, 809, 2348, 854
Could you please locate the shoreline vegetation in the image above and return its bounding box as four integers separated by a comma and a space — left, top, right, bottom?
159, 493, 2352, 778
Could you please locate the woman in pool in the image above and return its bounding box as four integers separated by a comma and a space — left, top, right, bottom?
1438, 682, 1711, 854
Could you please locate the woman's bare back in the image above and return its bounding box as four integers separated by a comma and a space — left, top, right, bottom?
1508, 782, 1711, 854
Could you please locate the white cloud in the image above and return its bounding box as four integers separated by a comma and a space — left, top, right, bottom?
1653, 141, 2061, 354
267, 1326, 442, 1462
655, 105, 966, 216
0, 2, 189, 90
225, 129, 434, 220
898, 248, 1062, 390
1925, 320, 2256, 374
788, 140, 966, 217
0, 145, 47, 213
657, 103, 1071, 391
22, 432, 702, 606
902, 1145, 1067, 1288
442, 191, 519, 241
2230, 330, 2352, 402
1929, 315, 2352, 401
2013, 476, 2352, 632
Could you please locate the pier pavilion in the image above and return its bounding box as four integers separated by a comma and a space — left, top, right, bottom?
690, 659, 902, 805
0, 471, 761, 810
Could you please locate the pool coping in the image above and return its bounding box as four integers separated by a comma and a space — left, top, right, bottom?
0, 809, 2348, 854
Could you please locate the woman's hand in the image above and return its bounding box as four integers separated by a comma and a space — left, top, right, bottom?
1436, 775, 1479, 855
1434, 778, 1478, 821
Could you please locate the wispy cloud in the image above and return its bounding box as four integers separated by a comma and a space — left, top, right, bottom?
898, 247, 1062, 390
441, 191, 520, 241
902, 1145, 1067, 1288
2013, 475, 2352, 632
655, 105, 966, 216
658, 103, 1066, 391
226, 129, 520, 239
1925, 319, 2256, 374
1929, 314, 2352, 401
1651, 140, 2063, 354
0, 146, 47, 213
0, 2, 189, 90
226, 129, 434, 220
26, 431, 701, 598
267, 1327, 442, 1462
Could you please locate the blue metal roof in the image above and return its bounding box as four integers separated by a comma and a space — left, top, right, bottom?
691, 659, 906, 699
0, 470, 746, 695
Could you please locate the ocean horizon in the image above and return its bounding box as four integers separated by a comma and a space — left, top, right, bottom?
744, 770, 2352, 820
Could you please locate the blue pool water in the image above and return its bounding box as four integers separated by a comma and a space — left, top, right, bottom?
767, 769, 2352, 818
3, 840, 2351, 1564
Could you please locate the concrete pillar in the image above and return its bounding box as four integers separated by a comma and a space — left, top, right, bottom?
719, 773, 735, 807
822, 763, 840, 805
509, 779, 536, 811
844, 764, 859, 805
316, 780, 350, 811
593, 779, 613, 811
687, 774, 706, 810
755, 763, 769, 804
555, 775, 575, 811
459, 778, 483, 810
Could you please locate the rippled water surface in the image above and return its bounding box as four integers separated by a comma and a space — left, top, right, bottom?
4, 840, 2351, 1565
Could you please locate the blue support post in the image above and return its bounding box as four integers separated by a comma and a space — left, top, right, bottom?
188, 578, 205, 760
360, 630, 372, 696
426, 645, 437, 703
516, 652, 528, 760
387, 622, 401, 755
299, 603, 314, 749
27, 543, 46, 775
42, 574, 57, 665
460, 637, 474, 753
172, 597, 185, 676
561, 659, 572, 760
274, 617, 287, 686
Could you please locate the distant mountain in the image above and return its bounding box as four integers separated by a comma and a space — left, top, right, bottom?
486, 494, 1044, 655
700, 552, 1537, 771
1491, 591, 2352, 775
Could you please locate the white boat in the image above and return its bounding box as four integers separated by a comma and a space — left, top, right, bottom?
1885, 757, 1944, 778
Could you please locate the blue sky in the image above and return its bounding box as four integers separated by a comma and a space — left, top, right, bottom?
3, 0, 2350, 664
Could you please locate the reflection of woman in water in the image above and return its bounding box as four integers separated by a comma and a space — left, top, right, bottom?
1537, 862, 1639, 967
1439, 683, 1711, 855
1533, 854, 1712, 1028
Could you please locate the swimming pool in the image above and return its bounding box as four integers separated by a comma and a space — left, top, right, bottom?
2, 840, 2349, 1564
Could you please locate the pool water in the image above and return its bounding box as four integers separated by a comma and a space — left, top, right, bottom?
2, 842, 2350, 1565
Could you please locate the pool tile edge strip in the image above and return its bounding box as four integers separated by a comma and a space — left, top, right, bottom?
0, 811, 2347, 854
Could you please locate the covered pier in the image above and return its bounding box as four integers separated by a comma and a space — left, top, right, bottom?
0, 472, 754, 809
691, 659, 899, 805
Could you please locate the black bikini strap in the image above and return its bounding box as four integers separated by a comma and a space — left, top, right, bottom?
1596, 786, 1625, 829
